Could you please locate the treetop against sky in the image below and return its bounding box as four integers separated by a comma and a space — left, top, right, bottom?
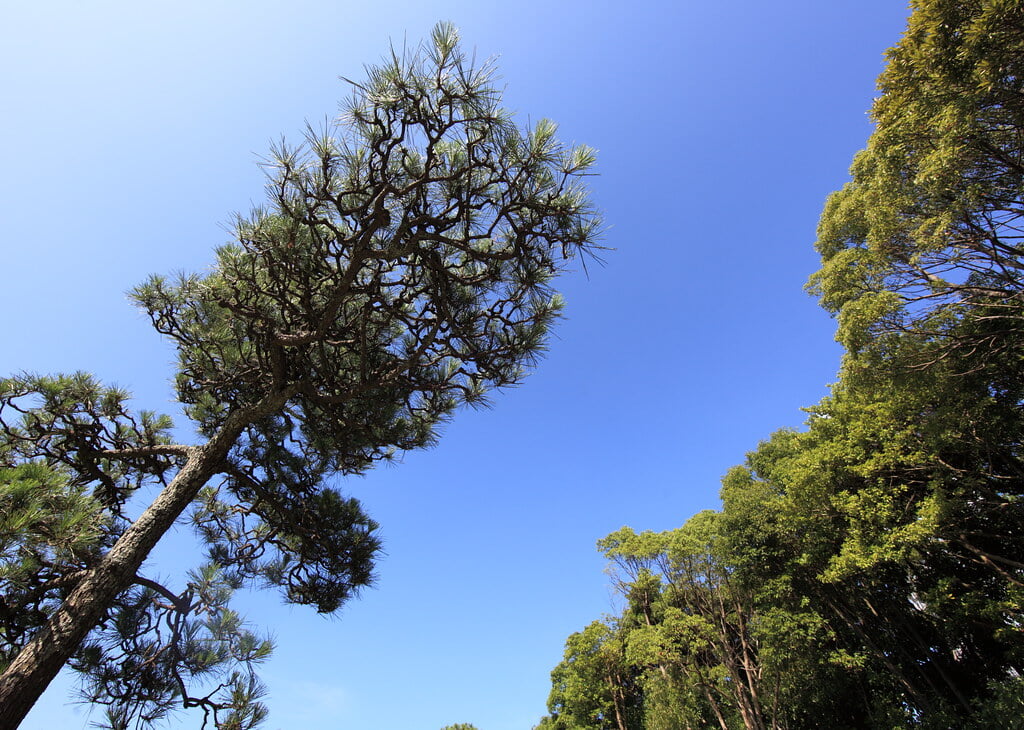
2, 2, 913, 728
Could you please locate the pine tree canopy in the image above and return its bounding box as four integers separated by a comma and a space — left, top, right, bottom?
0, 22, 601, 729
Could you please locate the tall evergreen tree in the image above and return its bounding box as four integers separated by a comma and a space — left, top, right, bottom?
0, 23, 601, 728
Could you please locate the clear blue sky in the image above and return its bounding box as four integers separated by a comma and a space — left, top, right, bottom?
3, 1, 911, 728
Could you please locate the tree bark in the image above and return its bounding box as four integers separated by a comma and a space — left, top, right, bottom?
0, 394, 286, 729
701, 683, 730, 730
607, 675, 628, 730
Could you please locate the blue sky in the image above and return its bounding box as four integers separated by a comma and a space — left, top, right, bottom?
3, 1, 912, 728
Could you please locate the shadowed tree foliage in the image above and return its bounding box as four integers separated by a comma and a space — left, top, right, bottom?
0, 23, 601, 729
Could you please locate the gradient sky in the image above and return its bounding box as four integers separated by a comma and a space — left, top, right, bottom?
3, 1, 913, 728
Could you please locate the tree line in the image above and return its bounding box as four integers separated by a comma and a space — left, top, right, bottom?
536, 1, 1024, 727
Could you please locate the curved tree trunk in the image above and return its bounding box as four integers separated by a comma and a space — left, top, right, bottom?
0, 395, 285, 729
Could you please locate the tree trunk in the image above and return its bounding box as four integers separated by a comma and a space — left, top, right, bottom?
824, 595, 932, 714
701, 683, 730, 730
0, 396, 283, 729
607, 674, 629, 730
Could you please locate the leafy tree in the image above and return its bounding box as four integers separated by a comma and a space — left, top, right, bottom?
810, 0, 1024, 369
728, 0, 1024, 722
542, 520, 783, 730
0, 23, 600, 728
720, 376, 1024, 726
806, 0, 1024, 623
597, 524, 740, 730
715, 450, 891, 729
801, 0, 1024, 719
543, 620, 641, 730
541, 2, 1024, 726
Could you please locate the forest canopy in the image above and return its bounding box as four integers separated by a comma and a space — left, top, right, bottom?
536, 1, 1024, 727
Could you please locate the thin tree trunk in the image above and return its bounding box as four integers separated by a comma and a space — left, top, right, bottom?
701, 683, 730, 730
713, 587, 762, 730
0, 394, 286, 729
824, 595, 932, 714
733, 595, 766, 730
607, 674, 629, 730
886, 597, 972, 712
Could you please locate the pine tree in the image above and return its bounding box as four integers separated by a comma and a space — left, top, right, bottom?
0, 23, 601, 728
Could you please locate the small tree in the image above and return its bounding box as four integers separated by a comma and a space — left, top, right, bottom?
0, 23, 600, 728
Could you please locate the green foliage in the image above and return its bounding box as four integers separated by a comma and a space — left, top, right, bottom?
1, 22, 600, 729
0, 461, 107, 672
544, 620, 641, 730
543, 518, 785, 729
75, 566, 273, 730
0, 372, 177, 514
0, 376, 277, 727
810, 0, 1024, 367
541, 1, 1024, 726
131, 21, 599, 451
